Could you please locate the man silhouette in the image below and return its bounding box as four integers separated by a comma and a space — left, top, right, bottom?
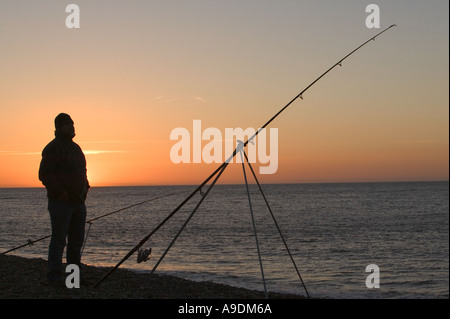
39, 113, 90, 286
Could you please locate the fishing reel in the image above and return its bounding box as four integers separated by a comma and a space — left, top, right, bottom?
137, 247, 152, 263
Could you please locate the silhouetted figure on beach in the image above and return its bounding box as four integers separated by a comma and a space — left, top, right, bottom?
38, 113, 90, 286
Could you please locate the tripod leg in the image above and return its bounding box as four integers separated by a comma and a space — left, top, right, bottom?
243, 150, 310, 298
239, 147, 268, 298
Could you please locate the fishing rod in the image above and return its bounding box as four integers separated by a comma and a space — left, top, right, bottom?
86, 192, 181, 223
1, 235, 52, 255
94, 24, 397, 288
2, 192, 180, 255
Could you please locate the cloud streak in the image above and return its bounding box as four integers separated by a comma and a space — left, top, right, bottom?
83, 150, 126, 155
153, 96, 207, 104
193, 96, 207, 103
0, 151, 40, 156
1, 150, 126, 156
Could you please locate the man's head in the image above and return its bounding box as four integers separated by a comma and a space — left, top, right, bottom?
54, 113, 75, 139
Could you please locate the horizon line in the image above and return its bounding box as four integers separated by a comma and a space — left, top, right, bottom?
1, 179, 448, 189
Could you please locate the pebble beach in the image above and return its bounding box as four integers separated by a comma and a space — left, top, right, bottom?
0, 254, 304, 299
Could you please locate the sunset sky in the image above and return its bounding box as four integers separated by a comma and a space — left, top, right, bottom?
0, 0, 448, 187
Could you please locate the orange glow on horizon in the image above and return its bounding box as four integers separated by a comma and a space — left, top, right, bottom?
0, 2, 448, 188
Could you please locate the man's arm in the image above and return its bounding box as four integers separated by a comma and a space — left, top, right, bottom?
38, 144, 68, 199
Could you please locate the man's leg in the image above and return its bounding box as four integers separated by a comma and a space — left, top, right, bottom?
47, 199, 72, 283
66, 203, 87, 267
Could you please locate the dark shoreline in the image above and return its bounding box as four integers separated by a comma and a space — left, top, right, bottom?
0, 254, 304, 299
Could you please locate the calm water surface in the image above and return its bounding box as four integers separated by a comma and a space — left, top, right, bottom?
1, 182, 448, 298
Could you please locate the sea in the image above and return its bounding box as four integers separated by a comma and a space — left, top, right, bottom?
0, 182, 448, 299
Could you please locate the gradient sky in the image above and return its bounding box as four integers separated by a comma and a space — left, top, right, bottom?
0, 0, 448, 187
